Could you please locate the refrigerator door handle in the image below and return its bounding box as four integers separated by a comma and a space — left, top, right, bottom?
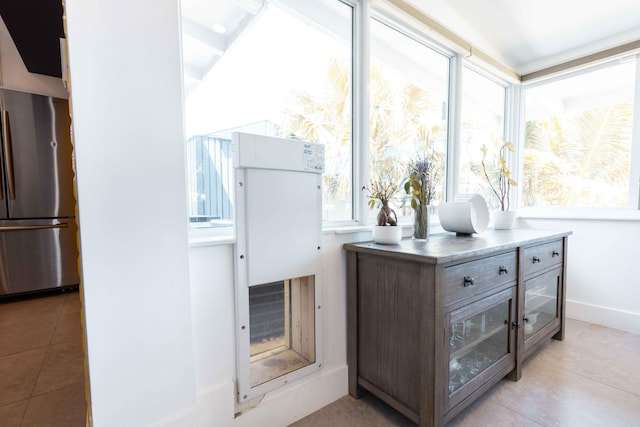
0, 222, 69, 232
2, 110, 16, 200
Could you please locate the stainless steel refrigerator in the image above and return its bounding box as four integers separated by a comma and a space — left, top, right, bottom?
0, 88, 79, 297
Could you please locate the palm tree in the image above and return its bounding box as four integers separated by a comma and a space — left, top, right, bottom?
280, 57, 447, 212
524, 103, 632, 207
280, 58, 352, 200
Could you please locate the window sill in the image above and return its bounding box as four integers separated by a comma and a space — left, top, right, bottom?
188, 227, 235, 247
188, 219, 448, 247
322, 222, 412, 235
518, 207, 640, 222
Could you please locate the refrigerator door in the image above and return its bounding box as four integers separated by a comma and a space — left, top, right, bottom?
0, 219, 79, 296
0, 121, 6, 218
0, 89, 76, 219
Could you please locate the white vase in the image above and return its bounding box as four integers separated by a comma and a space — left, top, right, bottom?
493, 210, 517, 230
372, 225, 402, 244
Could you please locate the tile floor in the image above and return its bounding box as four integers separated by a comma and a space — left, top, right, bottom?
0, 291, 86, 427
291, 319, 640, 427
2, 293, 638, 427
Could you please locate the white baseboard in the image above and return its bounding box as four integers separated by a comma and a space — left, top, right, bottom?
155, 365, 347, 427
566, 299, 640, 334
156, 382, 235, 427
233, 364, 348, 427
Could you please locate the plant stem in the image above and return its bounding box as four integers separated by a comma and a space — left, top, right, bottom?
481, 157, 502, 205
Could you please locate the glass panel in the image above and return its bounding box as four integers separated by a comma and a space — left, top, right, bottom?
185, 136, 233, 227
458, 67, 507, 210
524, 276, 559, 339
369, 19, 450, 218
182, 0, 354, 225
523, 59, 636, 208
249, 276, 316, 388
449, 300, 509, 394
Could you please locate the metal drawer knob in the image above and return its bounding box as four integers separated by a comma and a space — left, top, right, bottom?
498, 266, 509, 275
552, 250, 560, 257
463, 276, 475, 287
532, 256, 541, 263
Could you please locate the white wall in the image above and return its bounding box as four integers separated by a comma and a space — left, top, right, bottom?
519, 218, 640, 334
65, 0, 197, 425
186, 231, 366, 427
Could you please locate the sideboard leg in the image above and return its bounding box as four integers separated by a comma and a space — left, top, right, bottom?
347, 251, 362, 398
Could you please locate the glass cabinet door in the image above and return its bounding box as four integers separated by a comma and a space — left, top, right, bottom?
523, 268, 561, 340
448, 287, 515, 400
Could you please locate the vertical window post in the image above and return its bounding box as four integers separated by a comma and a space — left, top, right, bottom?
630, 55, 640, 210
354, 0, 371, 224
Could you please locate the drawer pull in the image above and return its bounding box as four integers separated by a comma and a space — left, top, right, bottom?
552, 250, 560, 257
532, 256, 541, 263
498, 266, 509, 275
463, 276, 475, 287
523, 317, 530, 323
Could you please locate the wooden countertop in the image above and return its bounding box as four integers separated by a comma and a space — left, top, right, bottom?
344, 228, 572, 265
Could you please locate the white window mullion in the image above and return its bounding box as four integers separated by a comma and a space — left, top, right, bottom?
446, 54, 463, 201
629, 55, 640, 209
354, 0, 370, 224
505, 83, 523, 210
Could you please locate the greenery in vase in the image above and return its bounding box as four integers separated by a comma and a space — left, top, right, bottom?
404, 154, 438, 239
481, 141, 518, 211
363, 175, 401, 226
404, 154, 438, 209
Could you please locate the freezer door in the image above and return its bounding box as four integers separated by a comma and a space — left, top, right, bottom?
0, 219, 79, 296
1, 89, 76, 219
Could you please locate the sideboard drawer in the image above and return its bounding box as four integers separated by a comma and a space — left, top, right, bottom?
523, 240, 563, 277
444, 251, 517, 306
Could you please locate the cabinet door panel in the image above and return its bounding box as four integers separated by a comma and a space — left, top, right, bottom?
447, 287, 516, 410
523, 267, 562, 351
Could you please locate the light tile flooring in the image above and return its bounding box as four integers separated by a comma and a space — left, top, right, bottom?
292, 319, 640, 427
0, 291, 86, 427
2, 294, 639, 427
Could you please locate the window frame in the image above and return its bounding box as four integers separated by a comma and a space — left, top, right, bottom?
453, 63, 512, 207
183, 2, 640, 246
518, 55, 640, 217
182, 0, 358, 237
181, 0, 513, 241
365, 12, 456, 223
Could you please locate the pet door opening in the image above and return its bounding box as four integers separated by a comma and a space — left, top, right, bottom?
249, 275, 316, 387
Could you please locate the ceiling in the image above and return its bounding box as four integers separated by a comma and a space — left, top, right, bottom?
408, 0, 640, 75
1, 0, 637, 85
180, 0, 265, 94
180, 0, 640, 88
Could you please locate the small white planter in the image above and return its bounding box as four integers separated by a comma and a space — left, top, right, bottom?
372, 225, 402, 244
493, 210, 517, 230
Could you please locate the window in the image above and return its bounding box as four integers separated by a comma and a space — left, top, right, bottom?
181, 0, 520, 234
369, 18, 450, 217
523, 58, 637, 208
182, 0, 354, 227
458, 67, 507, 210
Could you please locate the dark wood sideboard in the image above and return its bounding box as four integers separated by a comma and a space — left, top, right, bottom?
344, 229, 571, 426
